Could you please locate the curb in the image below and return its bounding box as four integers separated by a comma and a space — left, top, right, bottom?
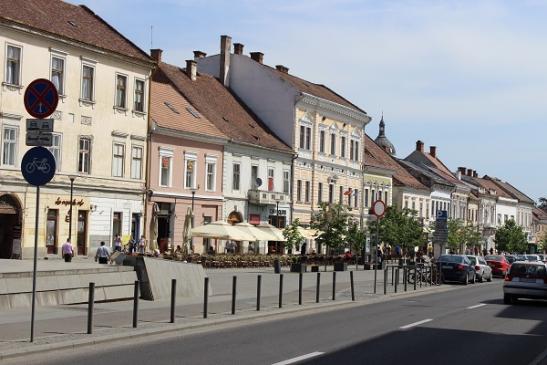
0, 282, 493, 361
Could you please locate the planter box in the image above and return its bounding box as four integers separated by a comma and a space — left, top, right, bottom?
334, 262, 348, 271
290, 263, 307, 273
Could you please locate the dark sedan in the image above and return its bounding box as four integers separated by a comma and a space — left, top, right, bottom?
438, 255, 476, 285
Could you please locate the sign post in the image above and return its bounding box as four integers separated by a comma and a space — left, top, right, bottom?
23, 79, 58, 343
433, 210, 448, 258
371, 200, 386, 267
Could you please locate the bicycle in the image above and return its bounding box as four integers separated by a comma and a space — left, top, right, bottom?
25, 157, 51, 174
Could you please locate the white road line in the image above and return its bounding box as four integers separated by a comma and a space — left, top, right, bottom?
272, 352, 325, 365
467, 303, 486, 309
399, 319, 433, 330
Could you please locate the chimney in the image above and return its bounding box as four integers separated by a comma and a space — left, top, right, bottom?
456, 170, 462, 180
220, 35, 232, 87
416, 140, 424, 152
275, 65, 289, 73
234, 43, 244, 55
429, 146, 437, 158
250, 52, 264, 64
186, 60, 197, 81
193, 50, 207, 60
150, 48, 163, 62
458, 167, 466, 174
473, 170, 478, 178
466, 168, 473, 177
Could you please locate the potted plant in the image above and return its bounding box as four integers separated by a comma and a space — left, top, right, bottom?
290, 255, 307, 273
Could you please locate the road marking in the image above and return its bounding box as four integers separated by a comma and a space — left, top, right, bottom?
467, 303, 486, 309
272, 352, 325, 365
400, 319, 433, 330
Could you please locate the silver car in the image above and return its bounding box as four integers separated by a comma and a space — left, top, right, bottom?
467, 255, 492, 282
503, 262, 547, 304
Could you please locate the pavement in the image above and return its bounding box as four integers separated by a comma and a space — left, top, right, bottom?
5, 279, 542, 365
0, 265, 455, 362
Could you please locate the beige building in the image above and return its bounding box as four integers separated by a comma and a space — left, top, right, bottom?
0, 1, 154, 258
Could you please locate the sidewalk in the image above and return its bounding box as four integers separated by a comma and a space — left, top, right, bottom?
0, 267, 454, 361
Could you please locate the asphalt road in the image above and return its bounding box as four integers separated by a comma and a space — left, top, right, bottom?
9, 280, 547, 365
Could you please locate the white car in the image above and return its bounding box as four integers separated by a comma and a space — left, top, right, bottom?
503, 262, 547, 304
467, 255, 492, 282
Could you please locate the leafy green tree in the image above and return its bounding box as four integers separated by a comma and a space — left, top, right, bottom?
464, 226, 482, 250
346, 221, 367, 254
447, 219, 466, 253
282, 218, 304, 252
369, 207, 424, 254
495, 219, 528, 253
538, 232, 547, 254
311, 203, 349, 255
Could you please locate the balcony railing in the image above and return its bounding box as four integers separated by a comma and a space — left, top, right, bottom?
248, 189, 290, 205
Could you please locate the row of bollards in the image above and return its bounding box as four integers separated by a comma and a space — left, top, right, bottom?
84, 267, 439, 333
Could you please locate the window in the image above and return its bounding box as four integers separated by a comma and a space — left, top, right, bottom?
318, 182, 323, 203
268, 168, 274, 192
329, 184, 334, 204
405, 200, 409, 209
353, 141, 359, 161
371, 189, 375, 204
426, 203, 430, 219
384, 191, 388, 203
81, 65, 94, 101
339, 186, 344, 203
48, 134, 62, 169
297, 180, 302, 202
160, 155, 171, 186
5, 45, 21, 85
305, 127, 311, 150
115, 74, 127, 109
305, 181, 310, 203
412, 201, 416, 211
134, 79, 145, 112
319, 130, 325, 153
330, 133, 336, 155
205, 159, 216, 191
354, 189, 359, 208
112, 143, 125, 177
283, 171, 290, 194
251, 165, 258, 188
299, 126, 305, 149
340, 136, 346, 158
419, 202, 423, 217
232, 163, 240, 190
131, 146, 143, 179
2, 127, 17, 166
51, 56, 65, 94
299, 126, 311, 150
185, 156, 196, 189
348, 189, 352, 206
349, 140, 354, 160
365, 189, 369, 208
431, 201, 435, 217
78, 137, 91, 173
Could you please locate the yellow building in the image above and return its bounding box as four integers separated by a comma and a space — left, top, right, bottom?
0, 1, 154, 258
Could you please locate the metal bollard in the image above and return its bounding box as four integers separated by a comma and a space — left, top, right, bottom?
350, 271, 355, 301
414, 267, 417, 291
394, 268, 399, 293
170, 279, 176, 323
203, 277, 209, 319
316, 272, 321, 303
279, 274, 284, 308
332, 271, 336, 301
430, 266, 433, 286
392, 266, 395, 286
133, 280, 139, 328
419, 265, 423, 288
384, 268, 388, 295
87, 282, 95, 334
374, 265, 377, 294
298, 273, 303, 305
404, 268, 408, 292
231, 276, 237, 315
256, 275, 262, 311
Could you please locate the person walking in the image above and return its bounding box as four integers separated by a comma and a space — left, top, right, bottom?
95, 241, 110, 264
113, 235, 122, 252
138, 235, 146, 254
61, 238, 73, 263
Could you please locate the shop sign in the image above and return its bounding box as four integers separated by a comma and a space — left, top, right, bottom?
55, 197, 85, 207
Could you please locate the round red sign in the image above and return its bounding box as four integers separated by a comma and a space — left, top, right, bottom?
371, 200, 386, 217
24, 78, 59, 119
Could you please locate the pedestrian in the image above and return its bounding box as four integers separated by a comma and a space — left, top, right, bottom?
95, 241, 110, 264
61, 238, 73, 263
138, 235, 146, 254
113, 235, 122, 252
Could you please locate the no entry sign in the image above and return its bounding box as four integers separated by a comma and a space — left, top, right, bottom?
24, 78, 59, 119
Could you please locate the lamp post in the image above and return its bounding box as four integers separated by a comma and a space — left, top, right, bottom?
190, 185, 199, 252
68, 176, 77, 244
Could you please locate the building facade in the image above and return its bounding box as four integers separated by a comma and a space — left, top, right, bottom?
0, 1, 153, 258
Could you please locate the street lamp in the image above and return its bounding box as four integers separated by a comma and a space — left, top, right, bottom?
68, 175, 77, 244
190, 185, 199, 252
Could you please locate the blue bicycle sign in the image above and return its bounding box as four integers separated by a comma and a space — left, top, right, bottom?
21, 147, 56, 186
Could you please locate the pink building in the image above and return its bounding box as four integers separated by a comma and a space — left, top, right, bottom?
146, 50, 227, 254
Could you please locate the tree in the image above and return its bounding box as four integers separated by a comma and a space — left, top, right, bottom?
282, 218, 304, 253
447, 219, 466, 253
539, 197, 547, 212
495, 219, 528, 253
538, 232, 547, 254
346, 221, 367, 254
311, 203, 349, 255
369, 207, 424, 255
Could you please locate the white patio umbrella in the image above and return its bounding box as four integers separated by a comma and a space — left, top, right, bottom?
191, 221, 256, 241
297, 227, 321, 240
182, 207, 193, 254
234, 222, 272, 241
256, 223, 286, 241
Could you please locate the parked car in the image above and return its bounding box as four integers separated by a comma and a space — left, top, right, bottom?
438, 255, 476, 285
538, 254, 547, 263
485, 255, 510, 277
503, 261, 547, 304
526, 255, 540, 262
505, 255, 518, 265
467, 255, 492, 282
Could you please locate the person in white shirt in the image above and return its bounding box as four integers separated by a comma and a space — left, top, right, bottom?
95, 241, 110, 264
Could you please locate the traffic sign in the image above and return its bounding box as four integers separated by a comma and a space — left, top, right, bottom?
26, 118, 53, 146
436, 210, 448, 221
24, 79, 59, 119
26, 119, 53, 132
26, 132, 53, 147
371, 200, 386, 218
21, 147, 56, 186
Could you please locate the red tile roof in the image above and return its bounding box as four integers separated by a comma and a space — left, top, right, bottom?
158, 62, 292, 153
484, 177, 535, 205
364, 135, 428, 191
0, 0, 151, 63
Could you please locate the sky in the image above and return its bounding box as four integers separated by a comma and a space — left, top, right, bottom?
72, 0, 546, 201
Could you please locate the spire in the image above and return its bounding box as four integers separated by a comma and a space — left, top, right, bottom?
374, 113, 396, 156
379, 112, 386, 137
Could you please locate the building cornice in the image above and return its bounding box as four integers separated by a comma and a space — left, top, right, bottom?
364, 165, 395, 177
152, 123, 228, 146
296, 93, 371, 127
